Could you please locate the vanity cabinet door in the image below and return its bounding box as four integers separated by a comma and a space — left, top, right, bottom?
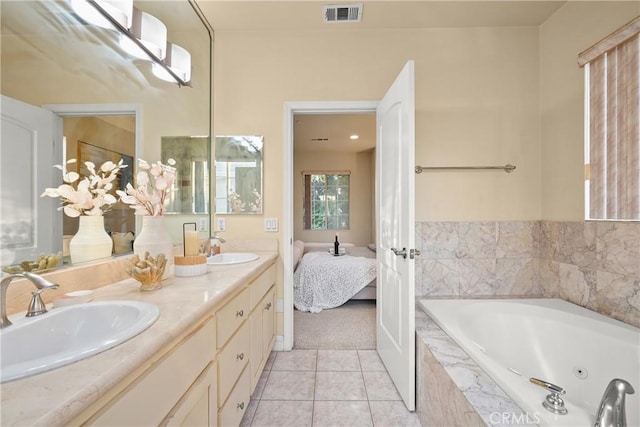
87, 317, 215, 426
261, 289, 275, 357
162, 361, 217, 427
249, 287, 276, 392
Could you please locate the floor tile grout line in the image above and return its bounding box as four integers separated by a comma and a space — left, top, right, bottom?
311, 349, 318, 427
248, 350, 412, 426
358, 351, 376, 426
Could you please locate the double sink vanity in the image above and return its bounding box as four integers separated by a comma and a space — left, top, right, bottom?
0, 248, 277, 426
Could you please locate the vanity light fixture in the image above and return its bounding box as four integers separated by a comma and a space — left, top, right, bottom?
71, 0, 132, 29
152, 42, 191, 83
77, 0, 190, 86
119, 7, 167, 60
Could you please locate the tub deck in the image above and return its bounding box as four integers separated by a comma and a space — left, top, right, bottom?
416, 303, 535, 427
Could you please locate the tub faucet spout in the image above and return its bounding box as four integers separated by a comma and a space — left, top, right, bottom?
594, 379, 635, 427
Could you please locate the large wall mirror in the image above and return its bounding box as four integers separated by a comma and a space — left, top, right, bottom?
0, 0, 212, 272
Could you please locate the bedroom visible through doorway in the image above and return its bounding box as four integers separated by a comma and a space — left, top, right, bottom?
292, 112, 377, 350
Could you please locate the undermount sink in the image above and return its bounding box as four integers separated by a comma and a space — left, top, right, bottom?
207, 252, 259, 265
0, 300, 159, 383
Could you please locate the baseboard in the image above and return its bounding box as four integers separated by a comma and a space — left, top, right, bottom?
273, 335, 286, 351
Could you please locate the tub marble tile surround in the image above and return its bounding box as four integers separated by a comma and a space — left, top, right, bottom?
416, 220, 640, 327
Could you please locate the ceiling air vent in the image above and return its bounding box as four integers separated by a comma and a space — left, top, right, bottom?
323, 3, 363, 23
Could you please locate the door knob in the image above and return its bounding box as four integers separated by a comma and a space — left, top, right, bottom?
391, 247, 407, 259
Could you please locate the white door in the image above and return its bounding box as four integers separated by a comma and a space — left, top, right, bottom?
376, 60, 416, 410
1, 95, 62, 266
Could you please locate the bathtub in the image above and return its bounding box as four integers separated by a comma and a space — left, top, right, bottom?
418, 298, 640, 427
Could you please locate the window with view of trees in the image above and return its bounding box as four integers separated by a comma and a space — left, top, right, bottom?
303, 172, 350, 230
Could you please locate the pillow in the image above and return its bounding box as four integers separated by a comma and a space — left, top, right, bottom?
293, 240, 305, 269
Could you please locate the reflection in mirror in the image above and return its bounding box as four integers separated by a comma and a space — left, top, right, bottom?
162, 136, 209, 214
0, 0, 212, 272
215, 136, 264, 214
64, 115, 136, 256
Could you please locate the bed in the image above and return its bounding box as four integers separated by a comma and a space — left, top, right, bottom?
293, 241, 376, 313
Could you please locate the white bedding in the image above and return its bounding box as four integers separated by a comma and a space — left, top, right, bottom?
294, 250, 376, 313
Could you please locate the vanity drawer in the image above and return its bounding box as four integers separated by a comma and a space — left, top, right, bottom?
218, 366, 250, 427
217, 321, 250, 406
216, 288, 249, 348
249, 264, 276, 309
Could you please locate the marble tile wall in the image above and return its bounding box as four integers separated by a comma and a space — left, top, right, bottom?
416, 221, 542, 297
416, 221, 640, 327
539, 221, 639, 327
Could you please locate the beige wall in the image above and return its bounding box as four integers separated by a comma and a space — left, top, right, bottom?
214, 26, 543, 339
293, 150, 373, 246
540, 1, 639, 221
214, 25, 542, 236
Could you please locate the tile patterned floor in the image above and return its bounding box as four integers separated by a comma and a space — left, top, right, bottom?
240, 350, 422, 427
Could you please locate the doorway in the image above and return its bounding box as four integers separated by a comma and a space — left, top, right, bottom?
0, 98, 140, 268
282, 101, 378, 352
45, 103, 141, 259
292, 112, 377, 349
282, 60, 416, 413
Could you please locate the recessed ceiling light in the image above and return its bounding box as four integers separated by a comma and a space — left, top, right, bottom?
350, 134, 359, 140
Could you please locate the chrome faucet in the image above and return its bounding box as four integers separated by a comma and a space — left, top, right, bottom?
1, 272, 60, 328
212, 233, 226, 243
594, 379, 635, 427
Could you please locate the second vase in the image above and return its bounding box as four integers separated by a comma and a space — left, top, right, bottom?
133, 216, 174, 280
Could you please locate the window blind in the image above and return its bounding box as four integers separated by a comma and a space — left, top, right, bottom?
580, 17, 640, 220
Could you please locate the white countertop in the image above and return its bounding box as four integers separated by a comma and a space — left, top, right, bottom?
0, 252, 277, 427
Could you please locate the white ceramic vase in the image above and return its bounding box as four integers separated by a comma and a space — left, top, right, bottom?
69, 216, 113, 264
133, 216, 174, 279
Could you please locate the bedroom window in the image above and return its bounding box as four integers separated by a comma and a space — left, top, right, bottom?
303, 172, 350, 230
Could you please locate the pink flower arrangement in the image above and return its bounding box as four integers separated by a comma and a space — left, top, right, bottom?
41, 159, 127, 217
117, 158, 176, 216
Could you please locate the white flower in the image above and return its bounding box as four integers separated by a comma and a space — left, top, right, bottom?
116, 158, 176, 216
41, 158, 127, 217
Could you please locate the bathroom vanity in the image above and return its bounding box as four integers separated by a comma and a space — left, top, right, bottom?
0, 252, 277, 426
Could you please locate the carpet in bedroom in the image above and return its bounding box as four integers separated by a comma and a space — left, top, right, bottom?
293, 300, 376, 350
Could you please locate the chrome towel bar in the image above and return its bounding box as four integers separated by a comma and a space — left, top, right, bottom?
415, 164, 516, 174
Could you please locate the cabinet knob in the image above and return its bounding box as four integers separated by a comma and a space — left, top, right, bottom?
236, 309, 244, 317
265, 302, 272, 310
236, 352, 245, 361
237, 401, 245, 410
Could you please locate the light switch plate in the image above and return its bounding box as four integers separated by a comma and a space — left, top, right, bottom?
264, 217, 278, 232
